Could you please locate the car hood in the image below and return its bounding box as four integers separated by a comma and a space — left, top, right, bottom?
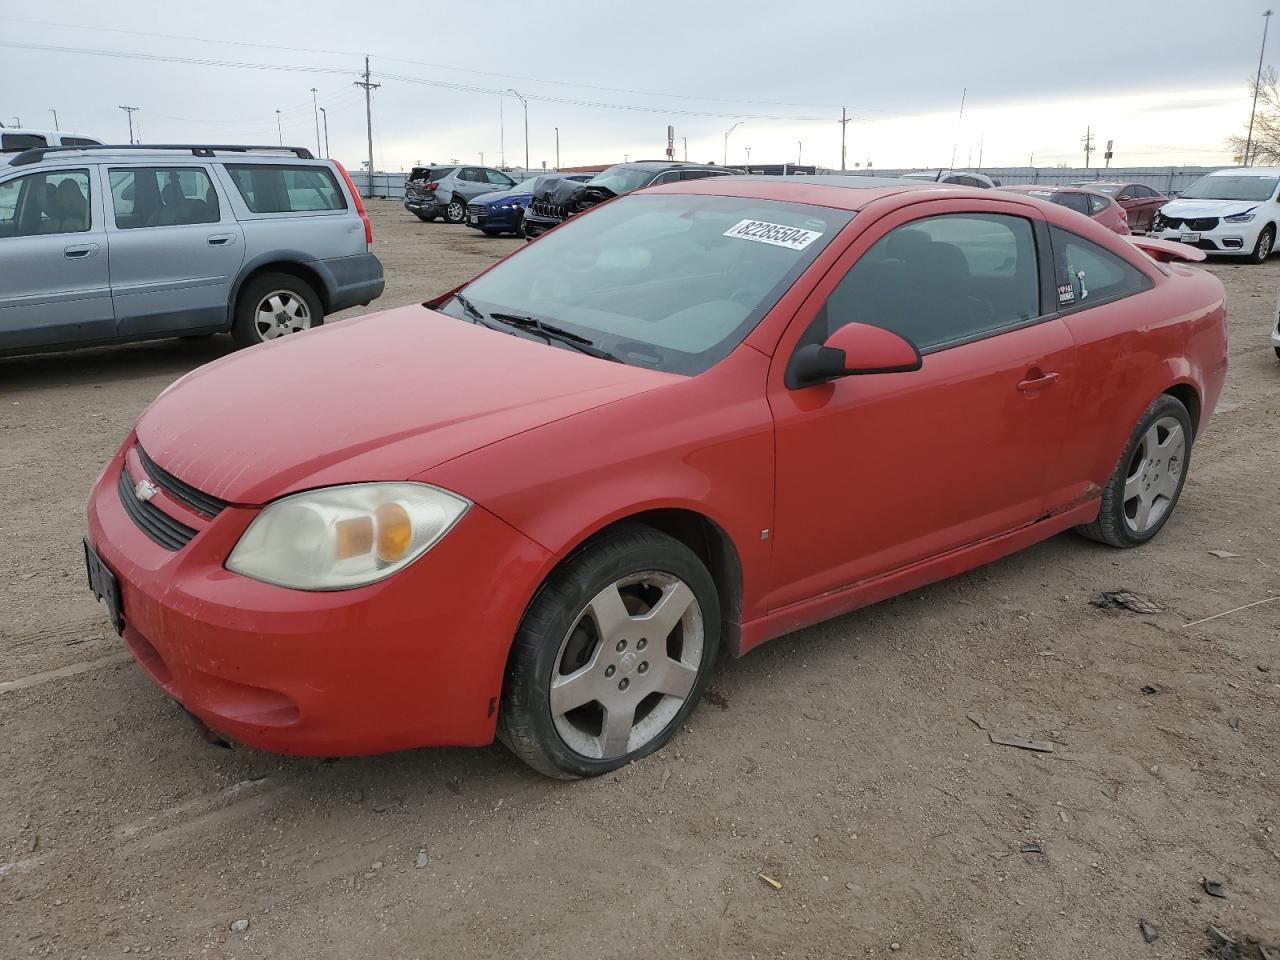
1161, 198, 1260, 218
135, 305, 677, 504
473, 188, 533, 206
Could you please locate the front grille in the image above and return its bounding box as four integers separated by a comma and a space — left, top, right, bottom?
137, 446, 228, 518
1159, 215, 1219, 231
118, 466, 197, 550
467, 204, 486, 218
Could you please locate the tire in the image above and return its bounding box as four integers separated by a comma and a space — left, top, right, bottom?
482, 228, 503, 237
415, 213, 438, 223
498, 524, 721, 779
1075, 394, 1193, 547
231, 272, 323, 349
1249, 225, 1275, 264
443, 196, 467, 224
1274, 346, 1280, 360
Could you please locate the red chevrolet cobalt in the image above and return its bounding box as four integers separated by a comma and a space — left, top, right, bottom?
85, 177, 1227, 778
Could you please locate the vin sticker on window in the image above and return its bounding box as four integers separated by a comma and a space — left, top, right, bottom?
723, 219, 823, 250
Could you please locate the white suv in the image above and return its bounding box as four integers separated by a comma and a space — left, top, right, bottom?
1151, 167, 1280, 264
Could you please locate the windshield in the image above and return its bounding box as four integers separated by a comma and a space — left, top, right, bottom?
514, 176, 543, 191
586, 166, 659, 195
440, 193, 853, 375
1180, 174, 1279, 202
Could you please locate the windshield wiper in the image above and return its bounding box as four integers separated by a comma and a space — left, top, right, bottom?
488, 312, 623, 363
451, 291, 487, 324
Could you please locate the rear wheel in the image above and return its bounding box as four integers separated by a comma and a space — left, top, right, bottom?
482, 228, 503, 237
231, 272, 323, 349
1075, 394, 1192, 547
1249, 225, 1275, 264
499, 525, 720, 778
444, 196, 466, 224
414, 212, 437, 223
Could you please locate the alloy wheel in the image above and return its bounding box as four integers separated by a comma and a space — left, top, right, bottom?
1122, 415, 1185, 534
253, 290, 312, 340
549, 571, 704, 760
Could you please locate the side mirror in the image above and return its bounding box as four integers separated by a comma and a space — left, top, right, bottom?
787, 322, 922, 389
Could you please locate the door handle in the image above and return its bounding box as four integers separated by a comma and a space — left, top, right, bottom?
207, 234, 236, 246
63, 243, 99, 260
1017, 371, 1060, 392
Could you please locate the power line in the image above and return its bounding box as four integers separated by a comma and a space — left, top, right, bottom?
0, 15, 904, 115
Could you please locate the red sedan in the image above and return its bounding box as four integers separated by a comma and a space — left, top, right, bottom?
85, 176, 1228, 778
1072, 180, 1169, 232
999, 185, 1131, 235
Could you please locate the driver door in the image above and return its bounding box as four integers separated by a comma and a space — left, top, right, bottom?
765, 199, 1078, 611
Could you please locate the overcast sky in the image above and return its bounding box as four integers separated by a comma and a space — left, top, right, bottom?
0, 1, 1268, 173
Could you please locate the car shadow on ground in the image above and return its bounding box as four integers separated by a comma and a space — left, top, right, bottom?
0, 336, 238, 393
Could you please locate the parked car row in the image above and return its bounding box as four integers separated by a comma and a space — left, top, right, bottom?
0, 144, 384, 357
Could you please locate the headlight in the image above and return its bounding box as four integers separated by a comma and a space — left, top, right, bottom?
1224, 211, 1256, 223
226, 482, 469, 591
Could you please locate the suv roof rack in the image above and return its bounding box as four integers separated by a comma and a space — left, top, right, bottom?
8, 144, 315, 167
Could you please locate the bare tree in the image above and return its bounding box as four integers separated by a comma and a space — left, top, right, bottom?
1228, 67, 1280, 164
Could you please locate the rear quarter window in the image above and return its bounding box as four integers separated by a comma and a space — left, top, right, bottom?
1051, 225, 1151, 308
1, 133, 48, 152
224, 163, 347, 213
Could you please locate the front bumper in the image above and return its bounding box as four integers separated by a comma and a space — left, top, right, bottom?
85, 441, 552, 756
1150, 224, 1258, 255
522, 211, 563, 239
464, 205, 522, 233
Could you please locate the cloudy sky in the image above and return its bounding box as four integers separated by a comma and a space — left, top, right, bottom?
0, 0, 1267, 173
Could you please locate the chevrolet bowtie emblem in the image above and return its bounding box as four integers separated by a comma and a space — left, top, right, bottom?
134, 478, 159, 503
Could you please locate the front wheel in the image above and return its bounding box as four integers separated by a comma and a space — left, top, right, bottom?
1249, 225, 1275, 264
499, 525, 720, 778
443, 197, 466, 224
1075, 394, 1193, 547
231, 273, 323, 349
415, 212, 437, 223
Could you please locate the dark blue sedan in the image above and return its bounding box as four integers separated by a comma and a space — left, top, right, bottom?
465, 174, 592, 237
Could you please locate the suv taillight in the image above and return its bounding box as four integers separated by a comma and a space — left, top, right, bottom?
424, 181, 439, 192
333, 160, 373, 248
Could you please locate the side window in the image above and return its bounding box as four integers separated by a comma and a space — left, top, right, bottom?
1, 133, 48, 151
225, 164, 345, 213
1054, 193, 1091, 215
0, 169, 91, 238
818, 213, 1041, 352
680, 170, 715, 181
1086, 194, 1110, 215
109, 167, 219, 229
1051, 225, 1151, 308
650, 171, 680, 185
486, 169, 514, 186
457, 168, 480, 183
60, 137, 100, 147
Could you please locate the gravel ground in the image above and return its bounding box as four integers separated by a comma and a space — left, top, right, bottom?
1, 202, 1277, 960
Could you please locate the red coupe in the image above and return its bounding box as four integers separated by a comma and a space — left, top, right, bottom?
999, 184, 1132, 235
85, 176, 1228, 778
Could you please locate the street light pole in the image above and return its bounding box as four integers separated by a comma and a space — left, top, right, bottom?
508, 89, 529, 172
723, 121, 742, 166
310, 88, 321, 157
319, 107, 329, 158
275, 109, 283, 146
555, 126, 560, 169
1245, 9, 1274, 167
797, 140, 802, 165
49, 108, 59, 131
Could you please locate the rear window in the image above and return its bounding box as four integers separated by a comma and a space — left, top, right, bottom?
225, 163, 346, 213
410, 166, 454, 182
60, 136, 100, 147
2, 133, 48, 152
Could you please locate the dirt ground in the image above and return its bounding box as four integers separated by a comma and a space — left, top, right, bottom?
1, 201, 1277, 960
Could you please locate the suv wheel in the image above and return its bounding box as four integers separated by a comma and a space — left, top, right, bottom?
415, 212, 437, 223
1249, 225, 1275, 264
444, 196, 467, 224
232, 272, 323, 349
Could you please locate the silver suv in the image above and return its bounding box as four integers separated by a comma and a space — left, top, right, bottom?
0, 144, 384, 356
403, 164, 517, 224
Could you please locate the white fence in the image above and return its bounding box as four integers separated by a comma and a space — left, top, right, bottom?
832, 166, 1222, 195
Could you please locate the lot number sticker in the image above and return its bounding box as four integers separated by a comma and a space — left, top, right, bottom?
723, 219, 823, 251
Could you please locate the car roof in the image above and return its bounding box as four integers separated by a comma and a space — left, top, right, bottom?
644, 174, 962, 211
4, 144, 323, 168
607, 160, 722, 171
999, 184, 1104, 195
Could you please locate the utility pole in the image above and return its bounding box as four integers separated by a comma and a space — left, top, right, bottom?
319, 107, 329, 158
977, 134, 983, 169
1246, 9, 1274, 166
745, 145, 751, 166
508, 89, 528, 171
354, 55, 380, 198
840, 106, 850, 172
554, 126, 560, 169
49, 108, 59, 131
948, 87, 966, 172
310, 88, 321, 157
275, 109, 283, 146
682, 136, 687, 161
1082, 125, 1094, 168
723, 121, 742, 166
118, 105, 139, 144
479, 151, 485, 166
499, 95, 505, 168
797, 140, 802, 165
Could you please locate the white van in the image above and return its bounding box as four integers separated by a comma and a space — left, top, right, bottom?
1151, 166, 1280, 264
0, 128, 103, 163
